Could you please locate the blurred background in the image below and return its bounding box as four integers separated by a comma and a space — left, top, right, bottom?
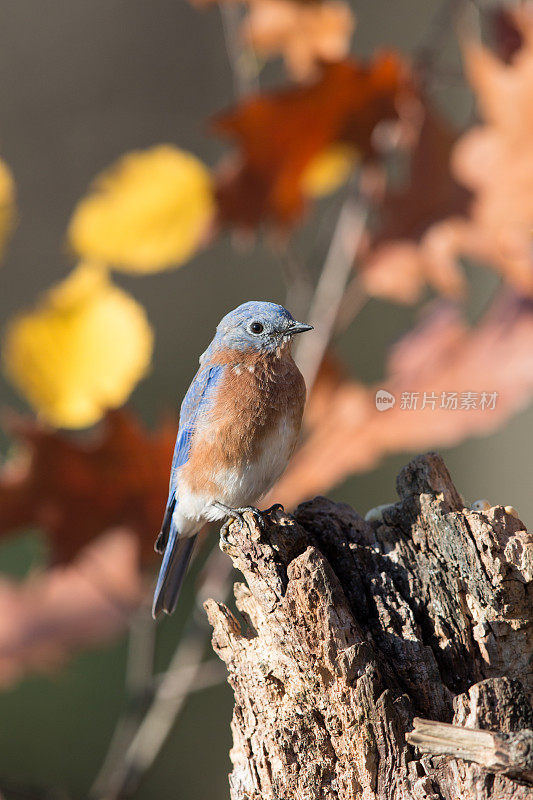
1, 1, 532, 798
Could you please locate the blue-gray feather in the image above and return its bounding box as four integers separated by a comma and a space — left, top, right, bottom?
152, 363, 224, 617
213, 301, 296, 353
169, 363, 225, 494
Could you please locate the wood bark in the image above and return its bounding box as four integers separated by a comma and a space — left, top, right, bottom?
204, 453, 533, 799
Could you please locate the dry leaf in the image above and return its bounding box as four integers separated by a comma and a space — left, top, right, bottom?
450, 13, 533, 291
0, 529, 144, 686
68, 145, 214, 272
411, 8, 533, 301
213, 53, 416, 229
272, 291, 533, 508
420, 214, 533, 298
0, 410, 175, 564
360, 109, 470, 303
361, 11, 533, 305
245, 0, 355, 80
2, 263, 154, 428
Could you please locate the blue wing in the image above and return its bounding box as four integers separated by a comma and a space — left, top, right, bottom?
167, 362, 224, 503
152, 362, 224, 617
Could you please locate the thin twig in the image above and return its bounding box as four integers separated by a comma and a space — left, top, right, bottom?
90, 603, 156, 798
95, 623, 206, 800
294, 193, 369, 390
414, 0, 464, 73
92, 544, 234, 800
219, 2, 260, 97
277, 243, 314, 321
334, 274, 368, 335
152, 658, 226, 692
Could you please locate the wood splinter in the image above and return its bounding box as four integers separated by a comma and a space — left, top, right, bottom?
407, 717, 533, 784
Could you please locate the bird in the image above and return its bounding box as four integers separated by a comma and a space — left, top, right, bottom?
152, 301, 313, 618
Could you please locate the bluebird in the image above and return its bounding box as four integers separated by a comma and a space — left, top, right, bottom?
152, 301, 313, 618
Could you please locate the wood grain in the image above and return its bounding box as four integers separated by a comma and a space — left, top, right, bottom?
205, 452, 532, 799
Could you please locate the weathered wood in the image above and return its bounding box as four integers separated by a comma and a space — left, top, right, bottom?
407, 718, 533, 783
204, 452, 533, 799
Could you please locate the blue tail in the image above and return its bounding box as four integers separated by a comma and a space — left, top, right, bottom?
152, 530, 197, 618
152, 493, 197, 618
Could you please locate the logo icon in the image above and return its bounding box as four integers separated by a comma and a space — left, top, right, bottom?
375, 389, 396, 411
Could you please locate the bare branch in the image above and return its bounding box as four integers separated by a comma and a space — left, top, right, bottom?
92, 544, 234, 800
334, 273, 367, 334
295, 193, 368, 389
219, 2, 260, 98
91, 603, 156, 798
277, 243, 314, 322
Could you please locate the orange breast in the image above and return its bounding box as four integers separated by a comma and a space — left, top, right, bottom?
180, 346, 306, 498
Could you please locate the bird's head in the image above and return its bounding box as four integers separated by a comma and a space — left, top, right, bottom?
213, 301, 313, 354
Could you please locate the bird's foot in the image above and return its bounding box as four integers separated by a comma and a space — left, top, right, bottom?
262, 503, 284, 518
234, 505, 268, 531
219, 517, 234, 547
214, 502, 267, 542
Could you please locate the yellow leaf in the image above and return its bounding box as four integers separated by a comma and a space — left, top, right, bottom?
2, 263, 154, 428
68, 145, 214, 273
0, 158, 15, 258
301, 143, 358, 197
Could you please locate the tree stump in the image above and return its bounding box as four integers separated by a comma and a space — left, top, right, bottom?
204, 453, 533, 799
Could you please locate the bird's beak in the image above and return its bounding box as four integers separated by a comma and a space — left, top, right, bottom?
288, 322, 314, 335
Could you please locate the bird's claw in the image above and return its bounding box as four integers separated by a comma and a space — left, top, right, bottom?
219, 517, 234, 547
262, 502, 284, 518
215, 502, 270, 544
232, 506, 267, 531
250, 507, 268, 529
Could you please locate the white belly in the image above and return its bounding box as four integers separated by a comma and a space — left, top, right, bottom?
175, 412, 297, 529
224, 411, 297, 506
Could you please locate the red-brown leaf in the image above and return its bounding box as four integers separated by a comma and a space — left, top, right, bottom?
360, 107, 470, 303
0, 410, 175, 564
213, 54, 416, 229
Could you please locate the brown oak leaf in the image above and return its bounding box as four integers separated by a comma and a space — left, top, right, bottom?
0, 410, 175, 564
360, 108, 470, 304
450, 9, 533, 292
396, 8, 533, 304
212, 53, 417, 229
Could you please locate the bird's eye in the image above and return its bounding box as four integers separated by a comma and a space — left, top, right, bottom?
249, 321, 264, 335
